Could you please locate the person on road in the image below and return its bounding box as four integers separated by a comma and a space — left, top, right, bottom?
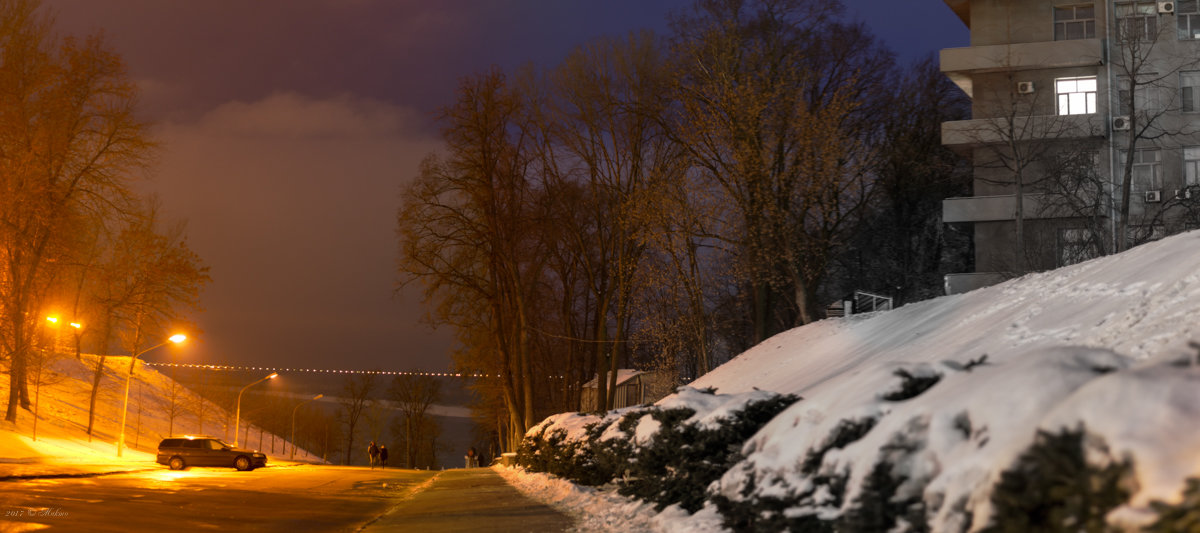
465, 446, 479, 468
379, 445, 388, 469
368, 441, 379, 469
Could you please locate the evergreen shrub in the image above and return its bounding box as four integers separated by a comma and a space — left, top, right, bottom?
983, 426, 1133, 533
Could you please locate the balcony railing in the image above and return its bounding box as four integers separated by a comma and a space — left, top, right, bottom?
942, 113, 1106, 148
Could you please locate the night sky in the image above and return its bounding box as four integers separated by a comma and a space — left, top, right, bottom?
42, 1, 968, 372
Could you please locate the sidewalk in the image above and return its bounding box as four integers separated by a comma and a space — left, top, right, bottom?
364, 468, 575, 533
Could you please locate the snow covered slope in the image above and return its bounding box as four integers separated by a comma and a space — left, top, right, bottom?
0, 354, 319, 465
687, 229, 1200, 530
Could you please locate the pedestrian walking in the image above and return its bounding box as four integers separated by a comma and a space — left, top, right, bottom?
379, 445, 388, 469
465, 446, 479, 468
368, 441, 379, 469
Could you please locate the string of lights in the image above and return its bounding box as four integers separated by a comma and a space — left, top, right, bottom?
143, 361, 569, 379
143, 362, 490, 378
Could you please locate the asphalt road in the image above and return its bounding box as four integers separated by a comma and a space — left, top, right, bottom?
0, 465, 573, 532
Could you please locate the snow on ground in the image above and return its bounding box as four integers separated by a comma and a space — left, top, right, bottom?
514, 229, 1200, 531
0, 354, 319, 470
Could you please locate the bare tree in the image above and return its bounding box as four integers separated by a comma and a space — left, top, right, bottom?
388, 373, 441, 468
82, 204, 208, 438
539, 31, 683, 410
398, 69, 543, 449
668, 0, 892, 340
338, 372, 376, 465
0, 0, 154, 423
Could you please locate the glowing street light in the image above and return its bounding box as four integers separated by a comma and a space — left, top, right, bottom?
44, 316, 82, 357
290, 393, 323, 460
234, 372, 278, 447
116, 334, 187, 457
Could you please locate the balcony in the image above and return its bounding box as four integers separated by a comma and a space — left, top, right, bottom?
943, 193, 1093, 223
941, 39, 1103, 97
941, 113, 1105, 148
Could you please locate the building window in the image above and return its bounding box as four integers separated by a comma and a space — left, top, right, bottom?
1179, 0, 1200, 39
1056, 76, 1097, 115
1182, 72, 1200, 112
1117, 2, 1158, 42
1058, 228, 1101, 267
1118, 77, 1161, 115
1120, 148, 1162, 190
1055, 5, 1097, 40
1184, 146, 1200, 186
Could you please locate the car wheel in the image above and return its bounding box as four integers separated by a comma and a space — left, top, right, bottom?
169, 457, 186, 470
235, 456, 251, 471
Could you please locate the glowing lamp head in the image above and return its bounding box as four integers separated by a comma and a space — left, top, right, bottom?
168, 334, 187, 344
267, 372, 279, 380
70, 322, 81, 329
46, 316, 58, 324
313, 394, 323, 400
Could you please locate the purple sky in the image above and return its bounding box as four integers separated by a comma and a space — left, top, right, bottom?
42, 0, 967, 372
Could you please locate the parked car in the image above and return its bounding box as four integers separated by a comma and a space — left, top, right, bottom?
156, 436, 267, 471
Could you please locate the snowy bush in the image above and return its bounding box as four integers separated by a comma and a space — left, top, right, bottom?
713, 415, 877, 532
1147, 477, 1200, 532
617, 393, 799, 512
982, 425, 1133, 533
881, 366, 942, 402
839, 420, 931, 532
518, 425, 582, 477
583, 409, 647, 486
517, 387, 798, 516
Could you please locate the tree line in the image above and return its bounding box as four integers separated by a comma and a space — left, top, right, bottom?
396, 0, 971, 451
0, 0, 209, 426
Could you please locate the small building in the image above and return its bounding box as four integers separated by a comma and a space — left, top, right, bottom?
580, 369, 646, 412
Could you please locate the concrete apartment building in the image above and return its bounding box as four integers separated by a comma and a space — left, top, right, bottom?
939, 0, 1200, 293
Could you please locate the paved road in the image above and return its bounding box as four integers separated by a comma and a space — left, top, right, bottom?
0, 465, 573, 532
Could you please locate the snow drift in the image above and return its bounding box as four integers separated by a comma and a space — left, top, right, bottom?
518, 230, 1200, 531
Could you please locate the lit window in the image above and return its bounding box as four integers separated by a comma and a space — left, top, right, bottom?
1055, 5, 1096, 40
1182, 72, 1200, 112
1117, 2, 1158, 42
1179, 0, 1200, 39
1056, 76, 1097, 115
1184, 146, 1200, 186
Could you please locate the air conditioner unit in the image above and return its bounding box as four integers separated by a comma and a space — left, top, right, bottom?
1159, 1, 1175, 13
1016, 81, 1035, 94
1145, 190, 1162, 203
1113, 115, 1131, 131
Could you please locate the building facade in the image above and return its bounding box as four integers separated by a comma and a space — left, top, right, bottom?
941, 0, 1200, 293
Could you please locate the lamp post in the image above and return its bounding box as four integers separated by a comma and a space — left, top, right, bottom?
290, 394, 323, 460
69, 321, 82, 360
117, 333, 187, 457
234, 372, 278, 447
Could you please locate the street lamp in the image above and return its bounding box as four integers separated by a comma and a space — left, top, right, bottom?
290, 394, 323, 460
117, 333, 187, 457
45, 316, 82, 358
234, 372, 278, 447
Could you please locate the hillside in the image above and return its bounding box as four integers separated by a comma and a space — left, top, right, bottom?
0, 355, 320, 468
512, 230, 1200, 532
